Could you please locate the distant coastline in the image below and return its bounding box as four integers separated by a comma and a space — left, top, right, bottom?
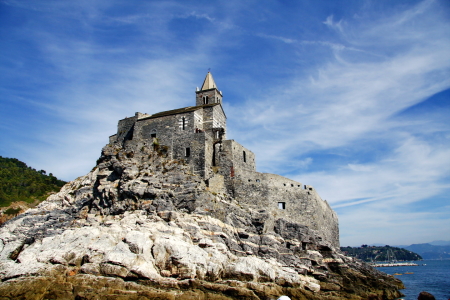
340, 245, 422, 262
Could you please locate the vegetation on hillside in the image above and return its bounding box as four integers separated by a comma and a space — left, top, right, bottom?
0, 156, 66, 207
340, 245, 422, 262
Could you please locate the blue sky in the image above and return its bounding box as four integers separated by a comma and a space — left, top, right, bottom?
1, 0, 449, 246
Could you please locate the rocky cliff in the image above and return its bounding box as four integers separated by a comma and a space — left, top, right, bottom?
0, 142, 403, 299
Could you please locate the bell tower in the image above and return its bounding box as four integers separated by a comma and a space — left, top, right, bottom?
196, 72, 223, 106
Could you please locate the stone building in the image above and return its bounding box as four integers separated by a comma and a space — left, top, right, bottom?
109, 72, 339, 247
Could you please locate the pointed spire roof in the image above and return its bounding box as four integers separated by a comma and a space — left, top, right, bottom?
200, 72, 218, 91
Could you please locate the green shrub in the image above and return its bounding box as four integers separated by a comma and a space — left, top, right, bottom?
4, 207, 21, 215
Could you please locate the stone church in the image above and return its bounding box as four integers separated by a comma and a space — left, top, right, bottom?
109, 72, 339, 246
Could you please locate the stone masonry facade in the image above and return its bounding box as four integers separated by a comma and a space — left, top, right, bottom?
109, 72, 339, 247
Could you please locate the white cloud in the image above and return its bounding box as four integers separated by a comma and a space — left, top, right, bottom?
257, 33, 295, 44
223, 0, 450, 245
323, 15, 345, 33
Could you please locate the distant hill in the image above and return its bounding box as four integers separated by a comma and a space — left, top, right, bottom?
404, 243, 450, 260
340, 245, 422, 262
0, 156, 66, 222
429, 240, 450, 246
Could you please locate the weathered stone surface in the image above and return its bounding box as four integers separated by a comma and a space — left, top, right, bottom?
0, 145, 403, 299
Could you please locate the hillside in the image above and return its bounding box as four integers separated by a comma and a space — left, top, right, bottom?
0, 156, 66, 207
0, 156, 66, 224
404, 243, 450, 260
340, 245, 422, 262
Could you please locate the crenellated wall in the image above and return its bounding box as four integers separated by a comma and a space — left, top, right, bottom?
229, 169, 339, 247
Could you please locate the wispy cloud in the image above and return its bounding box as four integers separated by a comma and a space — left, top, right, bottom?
323, 15, 345, 33
226, 0, 450, 245
257, 33, 296, 44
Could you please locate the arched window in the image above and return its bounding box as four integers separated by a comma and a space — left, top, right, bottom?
243, 151, 246, 163
151, 129, 157, 138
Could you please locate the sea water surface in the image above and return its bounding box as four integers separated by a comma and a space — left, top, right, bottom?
375, 260, 450, 299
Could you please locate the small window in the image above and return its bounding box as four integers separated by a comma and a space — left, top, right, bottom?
182, 117, 186, 130
256, 179, 260, 183
283, 183, 286, 186
151, 129, 157, 138
291, 184, 294, 187
185, 147, 191, 157
243, 151, 246, 163
248, 179, 251, 182
278, 202, 286, 210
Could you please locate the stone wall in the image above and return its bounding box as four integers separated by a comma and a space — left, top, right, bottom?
109, 134, 117, 144
196, 88, 222, 106
216, 140, 256, 176
114, 115, 137, 144
133, 111, 214, 178
202, 105, 226, 136
230, 169, 339, 248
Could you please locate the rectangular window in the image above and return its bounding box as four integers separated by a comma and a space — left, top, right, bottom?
151, 133, 156, 138
278, 202, 286, 210
185, 147, 191, 157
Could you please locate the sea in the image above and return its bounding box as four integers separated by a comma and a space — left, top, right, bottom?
375, 260, 450, 300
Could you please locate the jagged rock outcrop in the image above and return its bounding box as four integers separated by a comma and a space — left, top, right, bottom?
0, 143, 403, 299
